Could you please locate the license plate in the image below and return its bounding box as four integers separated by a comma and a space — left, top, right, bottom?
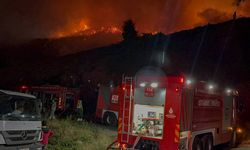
19, 148, 29, 150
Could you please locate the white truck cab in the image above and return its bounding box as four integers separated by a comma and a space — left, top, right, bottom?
0, 90, 43, 150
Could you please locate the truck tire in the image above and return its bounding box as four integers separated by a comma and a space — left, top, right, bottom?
202, 135, 213, 150
192, 137, 202, 150
229, 131, 237, 148
103, 112, 117, 126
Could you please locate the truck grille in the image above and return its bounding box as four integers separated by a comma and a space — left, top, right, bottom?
2, 130, 40, 145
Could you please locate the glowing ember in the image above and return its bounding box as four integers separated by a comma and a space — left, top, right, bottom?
79, 20, 89, 31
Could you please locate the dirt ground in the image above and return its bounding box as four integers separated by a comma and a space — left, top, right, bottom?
231, 139, 250, 150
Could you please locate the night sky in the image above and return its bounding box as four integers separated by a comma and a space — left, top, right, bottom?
0, 0, 250, 45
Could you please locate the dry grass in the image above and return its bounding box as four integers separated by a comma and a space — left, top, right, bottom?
47, 119, 117, 150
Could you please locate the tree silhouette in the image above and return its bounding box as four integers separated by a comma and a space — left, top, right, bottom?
122, 19, 138, 40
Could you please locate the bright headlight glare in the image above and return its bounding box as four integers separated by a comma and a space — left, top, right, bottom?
186, 79, 192, 85
226, 88, 232, 93
151, 82, 158, 88
139, 82, 146, 87
237, 128, 242, 133
208, 85, 214, 90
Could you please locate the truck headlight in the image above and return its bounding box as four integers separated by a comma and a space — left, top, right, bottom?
236, 128, 243, 134
38, 131, 43, 142
0, 133, 6, 144
227, 127, 233, 131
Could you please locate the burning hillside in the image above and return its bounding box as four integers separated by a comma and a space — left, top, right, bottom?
1, 0, 250, 46
52, 20, 122, 38
54, 30, 122, 55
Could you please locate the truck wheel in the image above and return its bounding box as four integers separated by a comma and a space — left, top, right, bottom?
202, 135, 213, 150
192, 137, 202, 150
229, 131, 237, 148
103, 112, 117, 126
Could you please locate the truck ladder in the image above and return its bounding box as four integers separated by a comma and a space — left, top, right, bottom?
121, 76, 134, 143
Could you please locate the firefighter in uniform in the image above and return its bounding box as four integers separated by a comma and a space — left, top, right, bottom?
76, 100, 83, 121
49, 97, 57, 120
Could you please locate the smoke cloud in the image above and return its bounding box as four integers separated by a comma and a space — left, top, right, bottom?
0, 0, 249, 45
238, 0, 250, 16
198, 8, 231, 24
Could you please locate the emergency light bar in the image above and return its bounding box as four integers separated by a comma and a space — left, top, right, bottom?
139, 82, 158, 88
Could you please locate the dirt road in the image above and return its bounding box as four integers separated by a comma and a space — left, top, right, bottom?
231, 139, 250, 150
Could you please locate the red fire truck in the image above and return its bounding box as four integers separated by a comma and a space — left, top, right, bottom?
19, 85, 80, 112
96, 86, 121, 126
108, 68, 241, 150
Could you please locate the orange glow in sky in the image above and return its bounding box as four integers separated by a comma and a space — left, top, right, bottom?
0, 0, 249, 42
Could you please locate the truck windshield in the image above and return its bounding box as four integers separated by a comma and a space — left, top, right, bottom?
0, 95, 41, 121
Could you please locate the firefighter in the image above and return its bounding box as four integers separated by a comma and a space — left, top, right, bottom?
49, 97, 57, 120
40, 121, 54, 150
76, 100, 83, 121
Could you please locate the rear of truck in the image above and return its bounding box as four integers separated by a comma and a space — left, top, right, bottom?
0, 90, 43, 150
107, 67, 241, 150
96, 86, 120, 126
112, 71, 184, 150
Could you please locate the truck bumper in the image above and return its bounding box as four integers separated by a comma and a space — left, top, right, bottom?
0, 143, 43, 150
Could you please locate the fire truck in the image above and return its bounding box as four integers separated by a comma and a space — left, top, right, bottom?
19, 85, 80, 114
0, 90, 43, 149
96, 86, 122, 126
108, 67, 241, 150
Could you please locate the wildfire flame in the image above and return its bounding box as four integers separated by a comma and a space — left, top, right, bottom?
53, 19, 121, 38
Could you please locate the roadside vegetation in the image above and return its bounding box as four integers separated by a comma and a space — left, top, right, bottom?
47, 119, 117, 150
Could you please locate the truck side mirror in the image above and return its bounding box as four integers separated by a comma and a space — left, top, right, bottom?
238, 102, 245, 113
